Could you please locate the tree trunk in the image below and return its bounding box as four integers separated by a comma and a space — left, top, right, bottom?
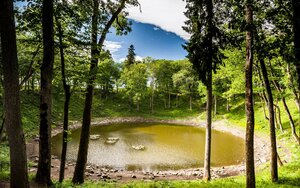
214, 95, 217, 116
286, 64, 300, 112
245, 2, 256, 187
277, 154, 283, 167
274, 103, 284, 133
72, 0, 99, 184
259, 59, 278, 182
72, 0, 127, 184
168, 92, 171, 108
190, 95, 192, 110
203, 0, 213, 181
0, 1, 29, 187
282, 97, 300, 144
226, 97, 230, 112
270, 62, 300, 144
292, 0, 300, 103
36, 0, 54, 186
151, 89, 154, 113
55, 11, 72, 183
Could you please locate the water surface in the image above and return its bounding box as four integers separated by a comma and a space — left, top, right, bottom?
52, 123, 245, 171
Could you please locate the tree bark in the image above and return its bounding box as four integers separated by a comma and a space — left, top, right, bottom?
259, 59, 278, 182
282, 97, 300, 144
269, 63, 300, 144
168, 92, 171, 108
55, 12, 72, 183
292, 0, 300, 100
0, 1, 29, 187
72, 0, 127, 184
36, 0, 54, 186
190, 95, 192, 111
203, 0, 213, 181
72, 0, 99, 184
286, 64, 300, 113
245, 2, 256, 187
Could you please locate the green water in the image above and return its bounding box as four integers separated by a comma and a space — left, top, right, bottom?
52, 123, 245, 171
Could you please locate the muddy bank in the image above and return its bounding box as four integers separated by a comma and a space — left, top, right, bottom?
26, 117, 280, 182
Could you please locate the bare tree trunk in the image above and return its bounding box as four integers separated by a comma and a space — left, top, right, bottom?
226, 97, 230, 112
72, 0, 127, 184
214, 95, 217, 116
55, 10, 72, 182
274, 103, 284, 133
286, 64, 300, 112
190, 95, 192, 110
292, 0, 300, 107
282, 97, 300, 144
0, 1, 29, 187
245, 2, 256, 187
270, 62, 300, 144
168, 92, 171, 108
151, 89, 154, 113
203, 0, 213, 181
259, 59, 278, 182
36, 0, 54, 186
72, 0, 99, 184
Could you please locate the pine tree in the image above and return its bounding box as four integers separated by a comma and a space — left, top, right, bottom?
125, 44, 136, 67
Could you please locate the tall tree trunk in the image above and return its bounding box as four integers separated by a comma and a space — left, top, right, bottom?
214, 95, 217, 116
168, 92, 171, 108
151, 89, 154, 113
270, 63, 300, 144
259, 59, 278, 182
72, 0, 99, 184
292, 0, 300, 100
282, 97, 300, 144
72, 0, 127, 184
226, 97, 230, 112
203, 0, 213, 181
0, 1, 29, 187
245, 2, 256, 187
55, 12, 71, 183
274, 104, 284, 133
286, 64, 300, 112
190, 95, 192, 110
36, 0, 54, 186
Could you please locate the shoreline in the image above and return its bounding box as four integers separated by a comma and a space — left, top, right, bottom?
26, 117, 274, 182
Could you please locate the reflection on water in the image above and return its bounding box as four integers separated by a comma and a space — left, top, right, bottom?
52, 123, 245, 171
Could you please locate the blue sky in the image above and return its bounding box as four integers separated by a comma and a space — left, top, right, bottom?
105, 20, 188, 62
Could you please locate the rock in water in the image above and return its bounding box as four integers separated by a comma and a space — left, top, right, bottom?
132, 145, 145, 150
90, 135, 101, 140
105, 137, 119, 144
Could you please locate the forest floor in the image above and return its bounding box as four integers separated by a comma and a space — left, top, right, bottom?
25, 117, 274, 184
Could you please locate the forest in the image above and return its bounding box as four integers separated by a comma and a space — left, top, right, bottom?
0, 0, 300, 187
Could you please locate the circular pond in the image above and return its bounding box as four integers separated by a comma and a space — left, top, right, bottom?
52, 123, 245, 171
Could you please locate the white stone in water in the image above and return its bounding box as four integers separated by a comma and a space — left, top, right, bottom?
90, 135, 101, 140
132, 145, 146, 150
105, 137, 119, 144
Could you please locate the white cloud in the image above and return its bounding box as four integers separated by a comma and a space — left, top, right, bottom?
126, 0, 190, 40
136, 56, 143, 61
118, 55, 143, 63
103, 40, 123, 53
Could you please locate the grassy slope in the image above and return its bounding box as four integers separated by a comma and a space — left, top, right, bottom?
1, 91, 300, 187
